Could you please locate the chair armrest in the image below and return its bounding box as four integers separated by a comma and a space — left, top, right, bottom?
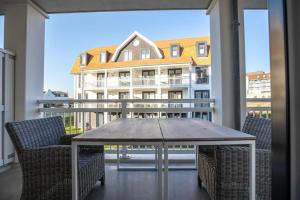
60, 134, 81, 145
60, 134, 104, 153
22, 145, 71, 162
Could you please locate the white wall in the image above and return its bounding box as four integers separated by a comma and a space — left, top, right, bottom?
4, 3, 46, 120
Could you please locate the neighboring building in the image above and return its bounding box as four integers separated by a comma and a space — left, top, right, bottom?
71, 31, 211, 127
246, 71, 271, 98
43, 89, 70, 108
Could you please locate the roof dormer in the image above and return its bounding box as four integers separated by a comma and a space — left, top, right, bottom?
111, 31, 163, 62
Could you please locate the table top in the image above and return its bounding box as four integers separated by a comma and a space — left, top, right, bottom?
72, 118, 255, 143
72, 118, 162, 142
158, 118, 255, 142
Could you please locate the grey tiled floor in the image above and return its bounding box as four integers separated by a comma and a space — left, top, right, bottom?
0, 164, 210, 200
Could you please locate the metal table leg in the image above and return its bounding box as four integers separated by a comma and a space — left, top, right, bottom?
72, 143, 78, 200
157, 145, 163, 200
163, 144, 169, 200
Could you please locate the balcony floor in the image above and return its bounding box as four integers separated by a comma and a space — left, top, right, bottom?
0, 163, 210, 200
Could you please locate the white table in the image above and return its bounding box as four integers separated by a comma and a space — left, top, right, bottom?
158, 118, 256, 200
72, 118, 256, 200
71, 119, 165, 200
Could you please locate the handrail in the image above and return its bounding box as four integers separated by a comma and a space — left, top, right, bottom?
37, 98, 215, 104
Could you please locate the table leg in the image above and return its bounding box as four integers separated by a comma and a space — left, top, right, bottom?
157, 145, 163, 200
117, 145, 120, 170
155, 147, 158, 170
72, 143, 78, 200
163, 144, 168, 200
249, 141, 256, 200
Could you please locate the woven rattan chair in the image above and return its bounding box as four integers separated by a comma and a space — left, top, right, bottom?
198, 116, 271, 200
5, 116, 105, 200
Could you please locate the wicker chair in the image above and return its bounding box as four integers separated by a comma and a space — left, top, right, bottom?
5, 116, 105, 200
198, 116, 271, 200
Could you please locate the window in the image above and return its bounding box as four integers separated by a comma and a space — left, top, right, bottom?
168, 91, 182, 109
97, 93, 104, 100
119, 71, 130, 87
195, 67, 209, 84
168, 91, 182, 99
100, 52, 107, 63
141, 49, 150, 60
196, 41, 207, 57
142, 70, 155, 85
170, 44, 180, 57
124, 50, 132, 61
142, 91, 155, 99
119, 92, 129, 99
194, 90, 211, 121
80, 54, 88, 66
97, 73, 105, 87
168, 68, 182, 85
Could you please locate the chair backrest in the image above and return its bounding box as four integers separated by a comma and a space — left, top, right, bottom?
242, 116, 271, 150
5, 116, 66, 153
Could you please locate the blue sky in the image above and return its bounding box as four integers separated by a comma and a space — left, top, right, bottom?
0, 10, 269, 96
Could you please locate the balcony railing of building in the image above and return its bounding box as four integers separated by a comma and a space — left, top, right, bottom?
37, 98, 270, 168
83, 75, 192, 90
37, 98, 214, 168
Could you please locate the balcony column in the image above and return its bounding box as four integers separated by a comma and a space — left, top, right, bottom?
188, 65, 192, 118
129, 68, 133, 99
104, 69, 108, 124
208, 0, 242, 129
4, 1, 48, 120
157, 66, 161, 99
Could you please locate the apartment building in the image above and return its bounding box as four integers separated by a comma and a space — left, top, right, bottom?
246, 71, 271, 98
71, 31, 211, 127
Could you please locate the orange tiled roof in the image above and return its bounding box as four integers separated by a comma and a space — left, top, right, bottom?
71, 36, 211, 74
247, 71, 271, 81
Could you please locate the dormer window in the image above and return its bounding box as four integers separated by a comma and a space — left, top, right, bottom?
124, 50, 133, 61
196, 41, 208, 57
80, 53, 88, 66
141, 49, 150, 60
170, 44, 180, 57
100, 52, 107, 63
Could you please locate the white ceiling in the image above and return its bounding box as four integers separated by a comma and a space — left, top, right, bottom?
0, 0, 212, 14
0, 0, 267, 15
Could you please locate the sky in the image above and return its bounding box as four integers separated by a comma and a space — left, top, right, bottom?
0, 10, 269, 96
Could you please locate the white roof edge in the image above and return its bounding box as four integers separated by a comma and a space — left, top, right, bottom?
111, 31, 163, 62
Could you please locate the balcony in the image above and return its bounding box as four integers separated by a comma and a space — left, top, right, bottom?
160, 75, 190, 87
132, 77, 157, 87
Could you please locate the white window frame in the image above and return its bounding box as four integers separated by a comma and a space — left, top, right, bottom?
141, 49, 151, 60
170, 44, 180, 57
196, 41, 207, 57
124, 50, 133, 61
80, 54, 87, 66
100, 52, 107, 63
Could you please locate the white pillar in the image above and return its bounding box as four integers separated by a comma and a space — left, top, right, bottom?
238, 1, 247, 128
208, 0, 241, 129
4, 2, 47, 120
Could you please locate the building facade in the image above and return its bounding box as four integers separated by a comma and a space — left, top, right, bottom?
246, 71, 271, 98
71, 32, 211, 128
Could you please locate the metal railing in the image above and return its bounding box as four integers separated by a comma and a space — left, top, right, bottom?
38, 98, 215, 164
37, 98, 271, 166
